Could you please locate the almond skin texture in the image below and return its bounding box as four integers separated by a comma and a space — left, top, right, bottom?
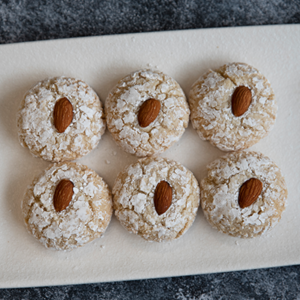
238, 178, 263, 209
231, 86, 252, 117
53, 97, 73, 133
154, 180, 172, 215
53, 179, 74, 212
138, 98, 161, 127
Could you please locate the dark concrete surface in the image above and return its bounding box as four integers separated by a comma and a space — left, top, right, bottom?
1, 0, 300, 44
0, 0, 300, 299
1, 266, 300, 299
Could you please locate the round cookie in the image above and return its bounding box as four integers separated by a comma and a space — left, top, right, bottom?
22, 162, 113, 250
189, 62, 277, 151
200, 151, 288, 238
113, 157, 200, 242
17, 76, 106, 162
105, 69, 190, 157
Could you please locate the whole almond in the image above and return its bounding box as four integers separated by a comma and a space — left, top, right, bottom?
53, 179, 74, 212
138, 98, 161, 127
53, 97, 73, 133
154, 180, 172, 215
238, 178, 263, 209
231, 86, 252, 117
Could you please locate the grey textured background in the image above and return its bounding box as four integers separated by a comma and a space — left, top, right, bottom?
1, 0, 300, 44
1, 0, 300, 299
1, 267, 300, 299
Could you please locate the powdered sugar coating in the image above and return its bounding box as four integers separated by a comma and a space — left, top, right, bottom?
105, 69, 190, 157
22, 162, 113, 250
189, 62, 277, 151
17, 77, 106, 162
201, 151, 288, 238
113, 157, 200, 242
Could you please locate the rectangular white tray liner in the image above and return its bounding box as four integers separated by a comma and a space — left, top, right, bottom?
0, 25, 299, 288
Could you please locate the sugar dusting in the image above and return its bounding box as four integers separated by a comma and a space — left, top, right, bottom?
113, 157, 200, 242
17, 77, 106, 162
22, 162, 113, 250
201, 151, 288, 238
105, 69, 190, 157
189, 62, 277, 151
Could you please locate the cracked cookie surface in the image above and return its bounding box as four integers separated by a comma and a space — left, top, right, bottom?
17, 77, 106, 162
22, 162, 113, 250
113, 157, 200, 242
105, 69, 190, 157
201, 151, 288, 238
189, 62, 277, 151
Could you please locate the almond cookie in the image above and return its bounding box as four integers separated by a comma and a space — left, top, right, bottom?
189, 62, 277, 151
201, 151, 288, 238
17, 76, 106, 162
105, 69, 190, 156
22, 162, 113, 250
113, 157, 200, 242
